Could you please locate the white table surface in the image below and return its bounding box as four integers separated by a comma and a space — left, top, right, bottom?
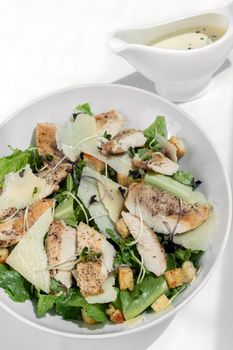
0, 1, 233, 349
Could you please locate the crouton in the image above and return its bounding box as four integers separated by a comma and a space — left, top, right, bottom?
81, 308, 96, 325
164, 268, 185, 289
151, 294, 170, 312
182, 261, 197, 283
116, 218, 130, 239
117, 173, 129, 187
169, 136, 186, 159
0, 248, 9, 263
110, 309, 125, 324
106, 304, 124, 323
118, 266, 134, 291
83, 153, 105, 173
106, 304, 116, 317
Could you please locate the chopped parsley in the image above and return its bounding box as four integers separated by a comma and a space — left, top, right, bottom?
103, 130, 111, 140
89, 194, 97, 205
32, 186, 38, 196
45, 153, 54, 162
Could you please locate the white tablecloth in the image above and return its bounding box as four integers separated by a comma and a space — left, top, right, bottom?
0, 1, 232, 349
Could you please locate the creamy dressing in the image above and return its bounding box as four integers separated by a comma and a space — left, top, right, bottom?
150, 26, 226, 50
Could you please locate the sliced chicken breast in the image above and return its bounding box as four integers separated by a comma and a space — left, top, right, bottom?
133, 152, 179, 176
122, 212, 167, 276
46, 220, 76, 289
37, 163, 72, 197
36, 123, 62, 163
124, 183, 209, 234
0, 207, 18, 222
75, 222, 115, 297
76, 260, 106, 297
0, 199, 53, 248
95, 110, 125, 138
102, 129, 146, 156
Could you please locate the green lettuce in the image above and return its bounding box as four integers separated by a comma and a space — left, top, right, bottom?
167, 284, 188, 300
84, 304, 107, 323
120, 276, 168, 320
165, 248, 203, 272
75, 103, 92, 116
175, 248, 203, 268
144, 116, 167, 150
0, 147, 42, 188
55, 289, 107, 322
54, 174, 77, 226
0, 263, 31, 302
54, 171, 89, 227
145, 173, 193, 202
173, 171, 194, 186
173, 171, 202, 190
36, 293, 56, 317
166, 253, 176, 270
54, 196, 77, 227
36, 287, 107, 323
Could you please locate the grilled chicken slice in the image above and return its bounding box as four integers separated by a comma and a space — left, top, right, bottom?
75, 222, 115, 297
36, 123, 62, 163
0, 207, 18, 222
0, 199, 53, 248
169, 136, 186, 159
46, 220, 76, 289
122, 212, 167, 276
95, 110, 125, 138
124, 183, 209, 234
133, 152, 179, 176
102, 129, 146, 156
37, 163, 72, 197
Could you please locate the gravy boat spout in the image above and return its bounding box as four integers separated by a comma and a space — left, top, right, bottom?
110, 4, 233, 102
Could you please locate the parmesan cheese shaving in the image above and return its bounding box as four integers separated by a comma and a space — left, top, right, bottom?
0, 165, 46, 211
6, 207, 53, 293
85, 276, 117, 304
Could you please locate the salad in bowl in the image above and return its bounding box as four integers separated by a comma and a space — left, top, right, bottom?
0, 101, 216, 328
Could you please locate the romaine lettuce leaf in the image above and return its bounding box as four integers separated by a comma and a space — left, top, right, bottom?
36, 293, 56, 317
165, 248, 203, 270
54, 288, 107, 323
173, 171, 194, 186
145, 173, 193, 202
120, 276, 168, 320
84, 304, 107, 323
167, 284, 188, 300
75, 103, 93, 116
144, 116, 167, 149
54, 196, 77, 227
0, 147, 42, 188
166, 253, 176, 270
54, 172, 88, 227
36, 287, 107, 322
0, 263, 31, 302
173, 171, 203, 191
52, 289, 82, 320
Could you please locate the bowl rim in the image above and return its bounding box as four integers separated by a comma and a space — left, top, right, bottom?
0, 82, 232, 339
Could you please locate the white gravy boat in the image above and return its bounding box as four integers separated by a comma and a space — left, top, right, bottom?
110, 2, 233, 102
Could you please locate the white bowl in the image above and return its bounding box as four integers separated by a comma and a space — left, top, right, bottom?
0, 84, 231, 339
